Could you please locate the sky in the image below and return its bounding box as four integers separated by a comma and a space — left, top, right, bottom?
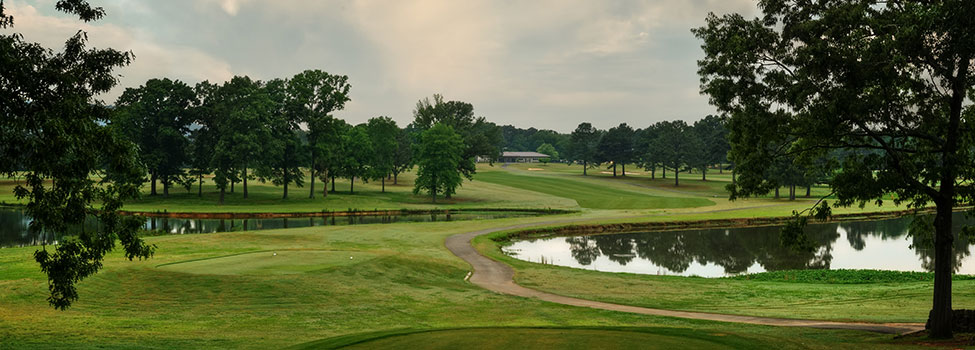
5, 0, 758, 133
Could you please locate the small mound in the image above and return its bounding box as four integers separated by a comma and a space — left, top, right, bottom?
158, 250, 378, 275
290, 327, 742, 350
527, 168, 544, 171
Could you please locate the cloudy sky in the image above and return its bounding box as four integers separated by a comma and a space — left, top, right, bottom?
5, 0, 757, 132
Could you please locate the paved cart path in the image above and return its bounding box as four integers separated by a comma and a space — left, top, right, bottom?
445, 219, 925, 335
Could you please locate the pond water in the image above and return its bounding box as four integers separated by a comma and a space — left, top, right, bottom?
0, 208, 539, 248
504, 212, 975, 277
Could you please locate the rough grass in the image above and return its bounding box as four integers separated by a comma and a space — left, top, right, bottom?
728, 269, 975, 284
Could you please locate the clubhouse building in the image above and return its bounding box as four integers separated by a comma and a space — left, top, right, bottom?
499, 151, 551, 163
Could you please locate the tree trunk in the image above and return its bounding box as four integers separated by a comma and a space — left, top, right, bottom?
583, 160, 587, 176
613, 163, 617, 177
662, 167, 667, 179
929, 55, 968, 339
806, 185, 811, 198
774, 187, 779, 199
702, 167, 707, 181
651, 166, 655, 179
163, 175, 170, 196
322, 169, 328, 198
930, 200, 955, 338
789, 185, 795, 201
622, 163, 626, 176
283, 171, 289, 199
219, 187, 225, 205
150, 172, 158, 196
382, 177, 385, 193
243, 166, 248, 199
674, 165, 679, 187
198, 174, 203, 197
719, 165, 723, 174
231, 180, 235, 193
350, 176, 354, 194
309, 168, 316, 199
331, 175, 336, 193
394, 172, 399, 185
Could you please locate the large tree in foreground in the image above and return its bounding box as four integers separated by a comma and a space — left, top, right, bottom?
0, 0, 154, 309
695, 0, 975, 337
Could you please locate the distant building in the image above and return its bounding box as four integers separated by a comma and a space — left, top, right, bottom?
499, 151, 551, 163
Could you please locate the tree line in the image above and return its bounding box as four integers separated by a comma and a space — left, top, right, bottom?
110, 74, 503, 204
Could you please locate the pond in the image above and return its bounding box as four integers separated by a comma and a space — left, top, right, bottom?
503, 212, 975, 277
0, 208, 541, 248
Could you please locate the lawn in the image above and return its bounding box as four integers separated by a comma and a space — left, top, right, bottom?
0, 216, 933, 349
474, 169, 715, 210
0, 165, 948, 349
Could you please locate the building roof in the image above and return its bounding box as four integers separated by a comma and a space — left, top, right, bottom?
502, 151, 551, 158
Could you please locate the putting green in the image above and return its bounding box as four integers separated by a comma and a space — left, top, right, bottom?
158, 250, 379, 275
291, 327, 747, 349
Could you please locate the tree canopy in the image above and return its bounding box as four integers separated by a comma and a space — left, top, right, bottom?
0, 0, 153, 309
695, 0, 975, 337
413, 123, 466, 202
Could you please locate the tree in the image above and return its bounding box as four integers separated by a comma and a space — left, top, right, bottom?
652, 120, 699, 186
536, 143, 558, 164
391, 127, 414, 185
692, 115, 729, 181
256, 78, 305, 199
286, 69, 351, 199
188, 81, 220, 197
365, 116, 400, 192
411, 94, 502, 196
695, 0, 975, 337
0, 0, 154, 309
568, 122, 601, 175
112, 78, 196, 196
413, 124, 465, 202
342, 125, 373, 194
206, 76, 271, 203
596, 123, 635, 176
635, 124, 661, 179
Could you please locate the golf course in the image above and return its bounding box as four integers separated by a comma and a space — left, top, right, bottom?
1, 164, 963, 349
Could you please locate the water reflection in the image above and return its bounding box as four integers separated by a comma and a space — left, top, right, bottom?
505, 213, 975, 277
0, 208, 538, 248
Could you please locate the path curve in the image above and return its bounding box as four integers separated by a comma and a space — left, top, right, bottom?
445, 219, 925, 335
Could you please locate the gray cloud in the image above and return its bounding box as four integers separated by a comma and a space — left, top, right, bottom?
6, 0, 757, 132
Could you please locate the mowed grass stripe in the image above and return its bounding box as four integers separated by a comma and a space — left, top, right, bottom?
474, 171, 714, 210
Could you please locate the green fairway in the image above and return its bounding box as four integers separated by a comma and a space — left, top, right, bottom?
0, 166, 945, 349
291, 327, 762, 350
474, 170, 715, 209
157, 249, 380, 275
0, 214, 936, 349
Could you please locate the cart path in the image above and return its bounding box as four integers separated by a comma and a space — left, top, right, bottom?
445, 219, 925, 335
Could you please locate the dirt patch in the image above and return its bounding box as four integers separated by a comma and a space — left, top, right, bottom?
527, 168, 545, 171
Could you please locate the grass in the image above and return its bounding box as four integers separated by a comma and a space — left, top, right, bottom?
475, 228, 975, 323
728, 269, 975, 284
0, 163, 952, 349
474, 169, 715, 209
0, 217, 935, 349
289, 327, 786, 350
